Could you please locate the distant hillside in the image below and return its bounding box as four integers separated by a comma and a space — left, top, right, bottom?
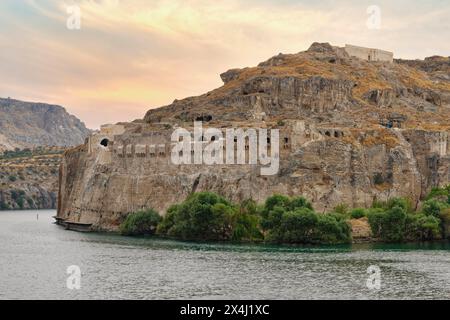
0, 147, 64, 210
0, 98, 90, 151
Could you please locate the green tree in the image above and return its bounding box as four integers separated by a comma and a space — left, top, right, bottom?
405, 214, 441, 241
422, 199, 447, 218
231, 199, 263, 242
368, 206, 407, 242
315, 213, 352, 244
120, 209, 162, 236
157, 192, 236, 241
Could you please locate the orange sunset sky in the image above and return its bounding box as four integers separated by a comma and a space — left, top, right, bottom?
0, 0, 449, 128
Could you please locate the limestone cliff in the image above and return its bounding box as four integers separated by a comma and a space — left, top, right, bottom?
57, 43, 450, 231
0, 98, 90, 151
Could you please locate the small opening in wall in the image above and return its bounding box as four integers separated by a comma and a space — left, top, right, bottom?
334, 132, 339, 138
100, 138, 109, 147
284, 137, 289, 143
325, 131, 331, 137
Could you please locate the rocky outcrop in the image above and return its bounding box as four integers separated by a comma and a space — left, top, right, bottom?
58, 43, 450, 231
0, 147, 62, 210
0, 98, 90, 151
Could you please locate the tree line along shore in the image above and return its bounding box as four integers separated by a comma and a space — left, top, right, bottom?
119, 186, 450, 245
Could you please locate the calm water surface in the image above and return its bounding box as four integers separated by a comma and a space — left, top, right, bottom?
0, 210, 449, 300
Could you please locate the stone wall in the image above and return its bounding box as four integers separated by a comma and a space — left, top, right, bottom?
344, 44, 393, 62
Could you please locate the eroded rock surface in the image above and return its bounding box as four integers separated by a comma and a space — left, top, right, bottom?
58, 43, 450, 231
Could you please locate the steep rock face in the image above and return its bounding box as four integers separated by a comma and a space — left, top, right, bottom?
58, 43, 450, 231
0, 98, 90, 150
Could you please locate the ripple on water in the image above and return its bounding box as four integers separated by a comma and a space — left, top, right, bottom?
0, 210, 449, 300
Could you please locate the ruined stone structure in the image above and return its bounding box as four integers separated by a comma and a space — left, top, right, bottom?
58, 43, 450, 231
344, 44, 394, 63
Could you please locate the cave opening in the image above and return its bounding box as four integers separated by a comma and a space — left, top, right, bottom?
100, 138, 109, 147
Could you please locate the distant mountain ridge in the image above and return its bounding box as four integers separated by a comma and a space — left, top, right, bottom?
0, 98, 90, 151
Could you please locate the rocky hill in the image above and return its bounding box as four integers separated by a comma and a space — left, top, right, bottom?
0, 98, 90, 152
57, 43, 450, 232
0, 147, 64, 210
0, 98, 90, 210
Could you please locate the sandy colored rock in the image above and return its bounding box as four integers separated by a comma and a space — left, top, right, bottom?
57, 43, 450, 231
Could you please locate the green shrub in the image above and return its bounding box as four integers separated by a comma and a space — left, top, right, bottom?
333, 203, 349, 216
260, 194, 312, 230
368, 206, 407, 242
8, 175, 16, 182
157, 192, 236, 241
350, 208, 366, 219
156, 204, 179, 235
262, 199, 351, 245
439, 209, 450, 239
289, 196, 313, 211
387, 197, 413, 213
422, 199, 448, 218
271, 208, 318, 243
0, 200, 10, 210
231, 199, 263, 242
425, 185, 450, 201
405, 213, 441, 241
16, 197, 24, 209
26, 198, 34, 208
120, 209, 162, 236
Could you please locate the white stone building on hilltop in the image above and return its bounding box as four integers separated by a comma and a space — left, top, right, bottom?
344, 44, 394, 63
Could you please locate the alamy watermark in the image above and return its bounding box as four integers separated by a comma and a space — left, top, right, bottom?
171, 122, 280, 176
66, 5, 81, 30
66, 265, 81, 290
366, 5, 382, 30
366, 265, 381, 290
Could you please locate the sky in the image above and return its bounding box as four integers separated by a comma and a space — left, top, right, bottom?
0, 0, 449, 129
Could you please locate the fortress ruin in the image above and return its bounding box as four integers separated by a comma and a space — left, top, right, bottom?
344, 44, 394, 62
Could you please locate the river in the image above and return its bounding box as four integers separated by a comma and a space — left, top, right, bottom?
0, 210, 449, 300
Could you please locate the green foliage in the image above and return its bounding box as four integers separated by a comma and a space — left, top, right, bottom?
350, 208, 366, 219
127, 189, 450, 244
231, 199, 263, 242
8, 175, 17, 182
439, 209, 450, 239
156, 192, 236, 241
261, 196, 351, 244
333, 203, 349, 216
371, 197, 413, 213
386, 197, 413, 212
315, 213, 352, 244
0, 148, 32, 160
405, 213, 441, 241
120, 209, 162, 236
368, 194, 446, 242
26, 197, 34, 208
425, 185, 450, 201
0, 200, 10, 210
16, 197, 24, 209
368, 205, 407, 242
422, 199, 448, 218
